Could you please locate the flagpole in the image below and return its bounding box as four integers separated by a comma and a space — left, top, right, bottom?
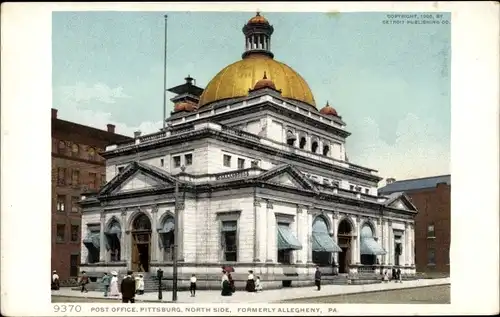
162, 14, 168, 131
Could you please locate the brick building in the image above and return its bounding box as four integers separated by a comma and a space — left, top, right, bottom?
379, 175, 451, 274
51, 108, 132, 281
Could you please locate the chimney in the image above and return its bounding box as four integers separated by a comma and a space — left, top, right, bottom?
51, 108, 58, 119
386, 178, 396, 184
134, 131, 142, 138
107, 124, 115, 133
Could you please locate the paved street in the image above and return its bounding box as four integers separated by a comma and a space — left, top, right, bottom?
52, 278, 449, 304
282, 285, 450, 304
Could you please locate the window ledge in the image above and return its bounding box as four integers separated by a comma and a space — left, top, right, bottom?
56, 240, 66, 244
427, 236, 436, 239
427, 263, 436, 267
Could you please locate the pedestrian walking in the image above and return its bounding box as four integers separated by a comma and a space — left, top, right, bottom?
109, 271, 120, 297
135, 274, 145, 295
228, 272, 236, 293
245, 270, 256, 292
51, 270, 60, 290
397, 268, 402, 283
120, 270, 136, 303
190, 274, 197, 297
101, 272, 111, 297
255, 276, 263, 292
314, 266, 322, 291
79, 271, 89, 293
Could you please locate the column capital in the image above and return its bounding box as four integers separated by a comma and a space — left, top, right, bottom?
296, 204, 304, 213
120, 208, 127, 216
333, 211, 340, 219
356, 215, 361, 223
100, 210, 106, 219
266, 200, 273, 209
151, 204, 159, 213
254, 198, 262, 207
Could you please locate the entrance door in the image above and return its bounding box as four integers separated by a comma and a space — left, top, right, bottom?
131, 213, 152, 273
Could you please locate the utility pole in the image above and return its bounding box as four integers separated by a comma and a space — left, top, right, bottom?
162, 14, 168, 131
172, 180, 179, 301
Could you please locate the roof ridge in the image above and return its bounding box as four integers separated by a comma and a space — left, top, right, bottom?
390, 174, 450, 183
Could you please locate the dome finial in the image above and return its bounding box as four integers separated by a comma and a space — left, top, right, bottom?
326, 100, 330, 106
263, 71, 267, 80
256, 11, 261, 16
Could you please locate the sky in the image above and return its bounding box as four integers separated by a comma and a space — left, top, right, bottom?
52, 11, 451, 184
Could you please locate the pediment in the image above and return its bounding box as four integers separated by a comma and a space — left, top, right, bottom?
258, 164, 318, 192
384, 192, 417, 212
111, 171, 164, 194
389, 199, 409, 210
99, 161, 177, 196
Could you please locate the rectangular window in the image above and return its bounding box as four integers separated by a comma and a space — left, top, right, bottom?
349, 185, 355, 191
118, 166, 124, 173
427, 224, 435, 238
70, 254, 79, 277
56, 195, 66, 212
89, 172, 97, 189
71, 169, 80, 185
365, 188, 370, 194
185, 154, 193, 166
71, 225, 79, 242
237, 158, 245, 169
427, 248, 436, 265
221, 220, 237, 262
57, 167, 66, 186
101, 174, 106, 186
160, 158, 164, 167
173, 156, 181, 168
71, 196, 79, 212
223, 154, 231, 167
56, 224, 66, 242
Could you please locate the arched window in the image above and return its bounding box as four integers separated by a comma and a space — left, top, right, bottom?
71, 143, 80, 157
133, 214, 151, 231
299, 137, 306, 149
286, 130, 296, 146
311, 141, 319, 153
88, 147, 96, 161
105, 220, 121, 262
159, 216, 175, 261
58, 141, 66, 154
323, 145, 330, 156
312, 216, 333, 266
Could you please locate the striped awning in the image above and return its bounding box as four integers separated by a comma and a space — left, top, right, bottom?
312, 231, 342, 252
360, 237, 387, 255
277, 224, 302, 250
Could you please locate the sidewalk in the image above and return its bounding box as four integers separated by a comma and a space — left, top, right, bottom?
52, 278, 450, 303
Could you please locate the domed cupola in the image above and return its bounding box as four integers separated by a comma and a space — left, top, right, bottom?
319, 101, 339, 117
242, 12, 274, 59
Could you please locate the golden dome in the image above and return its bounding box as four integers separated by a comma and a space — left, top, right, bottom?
198, 54, 316, 108
253, 72, 277, 90
248, 12, 269, 24
319, 101, 338, 116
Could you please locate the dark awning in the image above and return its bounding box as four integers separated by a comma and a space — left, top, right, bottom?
312, 231, 342, 252
360, 237, 386, 255
83, 232, 100, 250
277, 224, 302, 250
105, 223, 121, 238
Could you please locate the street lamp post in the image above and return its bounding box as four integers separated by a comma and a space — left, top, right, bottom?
172, 180, 179, 302
157, 268, 163, 300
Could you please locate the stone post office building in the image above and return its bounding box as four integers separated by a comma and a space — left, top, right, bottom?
79, 13, 417, 287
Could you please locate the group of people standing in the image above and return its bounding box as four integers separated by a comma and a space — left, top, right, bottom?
382, 268, 403, 283
100, 270, 145, 301
221, 269, 263, 296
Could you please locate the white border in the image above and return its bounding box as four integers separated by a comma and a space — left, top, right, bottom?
1, 1, 499, 316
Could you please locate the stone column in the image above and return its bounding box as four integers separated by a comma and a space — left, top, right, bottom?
253, 198, 262, 262
405, 223, 410, 266
410, 224, 415, 266
388, 221, 393, 265
355, 216, 361, 264
265, 201, 276, 262
178, 199, 185, 262
151, 205, 158, 262
306, 211, 313, 263
332, 212, 339, 266
120, 208, 127, 262
99, 211, 106, 262
375, 218, 382, 265
382, 219, 389, 265
295, 205, 303, 263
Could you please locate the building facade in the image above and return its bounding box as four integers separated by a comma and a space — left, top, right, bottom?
51, 108, 132, 281
79, 13, 418, 287
379, 175, 451, 274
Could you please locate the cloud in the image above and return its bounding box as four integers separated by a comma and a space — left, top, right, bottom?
58, 82, 130, 104
346, 113, 450, 186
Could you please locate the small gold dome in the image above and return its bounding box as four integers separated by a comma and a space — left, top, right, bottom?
253, 72, 276, 90
199, 54, 316, 108
319, 101, 338, 116
174, 102, 196, 112
248, 12, 269, 24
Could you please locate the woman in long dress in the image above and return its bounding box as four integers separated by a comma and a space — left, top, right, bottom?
109, 271, 120, 297
136, 274, 145, 295
245, 270, 256, 292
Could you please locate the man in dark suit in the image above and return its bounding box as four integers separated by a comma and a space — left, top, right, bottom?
121, 270, 136, 303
